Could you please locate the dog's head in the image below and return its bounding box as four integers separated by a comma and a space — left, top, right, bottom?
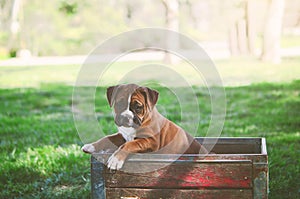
106, 84, 159, 128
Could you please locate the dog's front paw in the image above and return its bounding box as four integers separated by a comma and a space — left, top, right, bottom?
107, 150, 128, 170
81, 144, 95, 154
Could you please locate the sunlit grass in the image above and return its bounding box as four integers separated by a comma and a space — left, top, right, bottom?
281, 35, 300, 48
0, 57, 300, 88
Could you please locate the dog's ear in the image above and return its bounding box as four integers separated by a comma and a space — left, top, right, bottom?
106, 85, 118, 107
139, 87, 159, 110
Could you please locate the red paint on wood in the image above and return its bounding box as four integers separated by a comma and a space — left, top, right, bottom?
92, 138, 268, 199
106, 188, 253, 199
105, 162, 252, 188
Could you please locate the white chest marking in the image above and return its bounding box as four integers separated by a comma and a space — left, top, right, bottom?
118, 126, 136, 142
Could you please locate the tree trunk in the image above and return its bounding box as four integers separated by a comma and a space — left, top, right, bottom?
8, 0, 22, 56
246, 0, 257, 56
237, 19, 248, 55
261, 0, 285, 64
162, 0, 179, 64
228, 24, 239, 56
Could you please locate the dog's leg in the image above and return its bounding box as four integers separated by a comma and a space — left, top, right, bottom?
81, 133, 125, 154
107, 136, 158, 170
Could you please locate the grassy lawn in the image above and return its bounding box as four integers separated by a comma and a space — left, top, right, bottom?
1, 82, 299, 198
0, 58, 299, 198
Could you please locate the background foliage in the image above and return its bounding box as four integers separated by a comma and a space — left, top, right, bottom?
0, 0, 300, 56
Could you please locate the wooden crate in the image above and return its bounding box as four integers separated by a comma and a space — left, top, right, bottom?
91, 137, 268, 199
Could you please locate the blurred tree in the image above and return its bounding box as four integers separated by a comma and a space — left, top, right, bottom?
162, 0, 179, 63
6, 0, 22, 56
162, 0, 179, 32
228, 0, 259, 57
228, 0, 249, 56
246, 0, 257, 56
0, 0, 11, 24
1, 0, 298, 58
261, 0, 285, 63
0, 1, 11, 56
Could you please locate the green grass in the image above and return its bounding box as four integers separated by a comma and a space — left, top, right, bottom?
0, 81, 299, 198
0, 85, 90, 198
0, 58, 299, 198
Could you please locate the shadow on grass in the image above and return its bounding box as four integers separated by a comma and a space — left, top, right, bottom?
0, 144, 91, 199
0, 165, 42, 184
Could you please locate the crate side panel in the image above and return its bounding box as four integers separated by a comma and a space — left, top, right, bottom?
105, 162, 252, 189
106, 188, 253, 199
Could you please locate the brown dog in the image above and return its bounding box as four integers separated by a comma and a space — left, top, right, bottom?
82, 84, 208, 170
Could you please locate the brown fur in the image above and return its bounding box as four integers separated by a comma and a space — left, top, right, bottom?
83, 84, 208, 166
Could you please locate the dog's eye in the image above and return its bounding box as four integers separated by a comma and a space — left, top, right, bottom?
132, 103, 143, 113
136, 105, 143, 110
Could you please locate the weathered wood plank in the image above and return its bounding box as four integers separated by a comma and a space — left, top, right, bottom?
91, 137, 268, 199
106, 188, 253, 199
196, 137, 262, 154
195, 137, 262, 145
209, 144, 260, 154
91, 156, 105, 199
105, 161, 252, 189
121, 154, 267, 164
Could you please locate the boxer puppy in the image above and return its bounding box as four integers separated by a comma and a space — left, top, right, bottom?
82, 84, 208, 170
